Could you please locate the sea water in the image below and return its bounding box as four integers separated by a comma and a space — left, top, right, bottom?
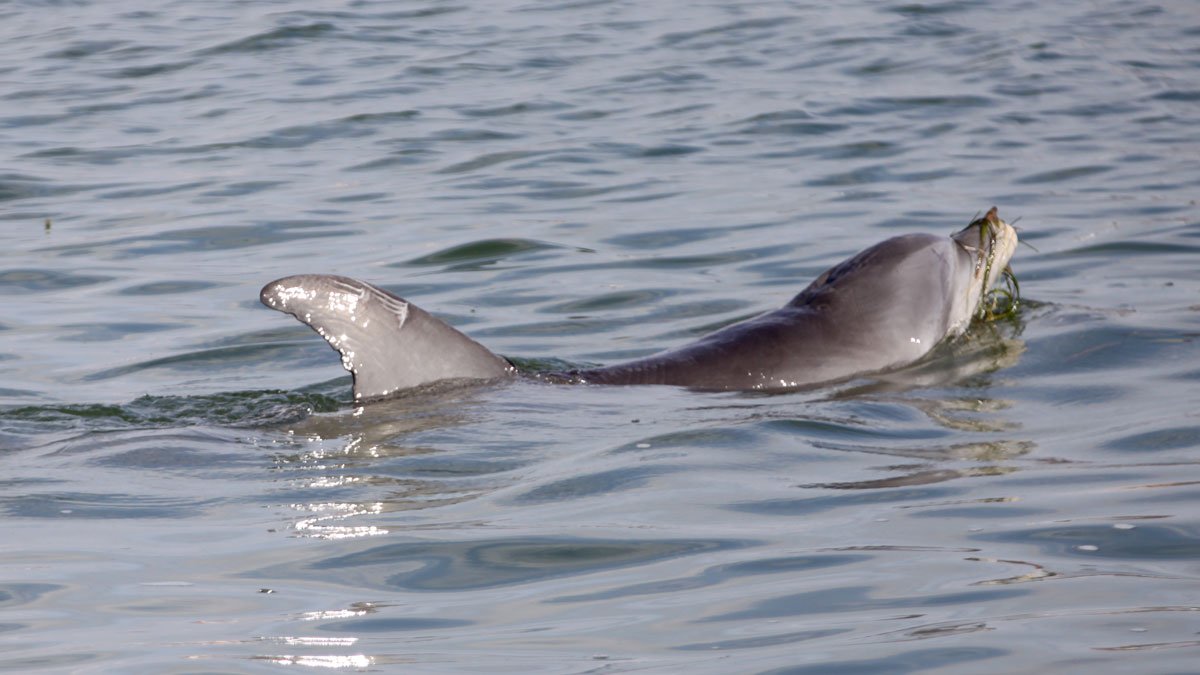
1, 1, 1198, 672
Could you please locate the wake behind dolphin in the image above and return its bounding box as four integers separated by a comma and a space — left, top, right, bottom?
261, 208, 1019, 402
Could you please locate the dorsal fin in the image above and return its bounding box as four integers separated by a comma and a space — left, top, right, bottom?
260, 275, 513, 401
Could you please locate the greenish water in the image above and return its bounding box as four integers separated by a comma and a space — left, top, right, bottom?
2, 1, 1199, 672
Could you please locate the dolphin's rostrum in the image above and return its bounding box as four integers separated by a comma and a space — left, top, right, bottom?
261, 208, 1019, 401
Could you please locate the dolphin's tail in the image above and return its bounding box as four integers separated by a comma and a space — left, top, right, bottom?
260, 275, 514, 401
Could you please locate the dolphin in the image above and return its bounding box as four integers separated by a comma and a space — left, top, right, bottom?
260, 208, 1019, 401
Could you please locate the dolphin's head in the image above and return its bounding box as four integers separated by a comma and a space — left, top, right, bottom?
950, 206, 1019, 321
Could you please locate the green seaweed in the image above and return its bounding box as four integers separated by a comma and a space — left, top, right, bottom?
979, 264, 1021, 321
968, 209, 1022, 322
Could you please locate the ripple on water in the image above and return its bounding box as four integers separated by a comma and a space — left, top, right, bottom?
117, 280, 221, 295
0, 583, 62, 609
1016, 165, 1114, 184
539, 288, 678, 314
402, 238, 565, 268
1104, 426, 1200, 453
251, 537, 747, 592
40, 220, 355, 259
826, 95, 993, 118
315, 616, 473, 633
511, 466, 679, 504
0, 173, 99, 201
0, 491, 215, 520
550, 553, 870, 604
0, 269, 112, 291
972, 523, 1200, 561
0, 390, 342, 434
755, 647, 1010, 675
1013, 324, 1198, 378
733, 110, 849, 137
200, 23, 340, 55
436, 150, 545, 175
728, 486, 968, 518
701, 584, 1029, 622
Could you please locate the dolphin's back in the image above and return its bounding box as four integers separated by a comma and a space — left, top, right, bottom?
571, 233, 971, 391
260, 275, 513, 401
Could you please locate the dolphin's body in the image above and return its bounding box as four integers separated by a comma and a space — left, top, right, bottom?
261, 208, 1018, 402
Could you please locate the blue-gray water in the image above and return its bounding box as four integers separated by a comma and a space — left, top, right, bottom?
2, 1, 1199, 672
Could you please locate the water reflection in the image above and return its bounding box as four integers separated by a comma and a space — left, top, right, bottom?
268, 383, 526, 539
272, 381, 489, 446
833, 315, 1027, 397
298, 602, 380, 622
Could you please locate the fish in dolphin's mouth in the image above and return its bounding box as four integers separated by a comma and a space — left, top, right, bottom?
951, 206, 1021, 321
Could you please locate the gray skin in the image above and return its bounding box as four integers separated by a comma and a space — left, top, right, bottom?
261, 208, 1018, 402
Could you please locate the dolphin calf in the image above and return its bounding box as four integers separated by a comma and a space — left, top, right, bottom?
261, 208, 1019, 401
